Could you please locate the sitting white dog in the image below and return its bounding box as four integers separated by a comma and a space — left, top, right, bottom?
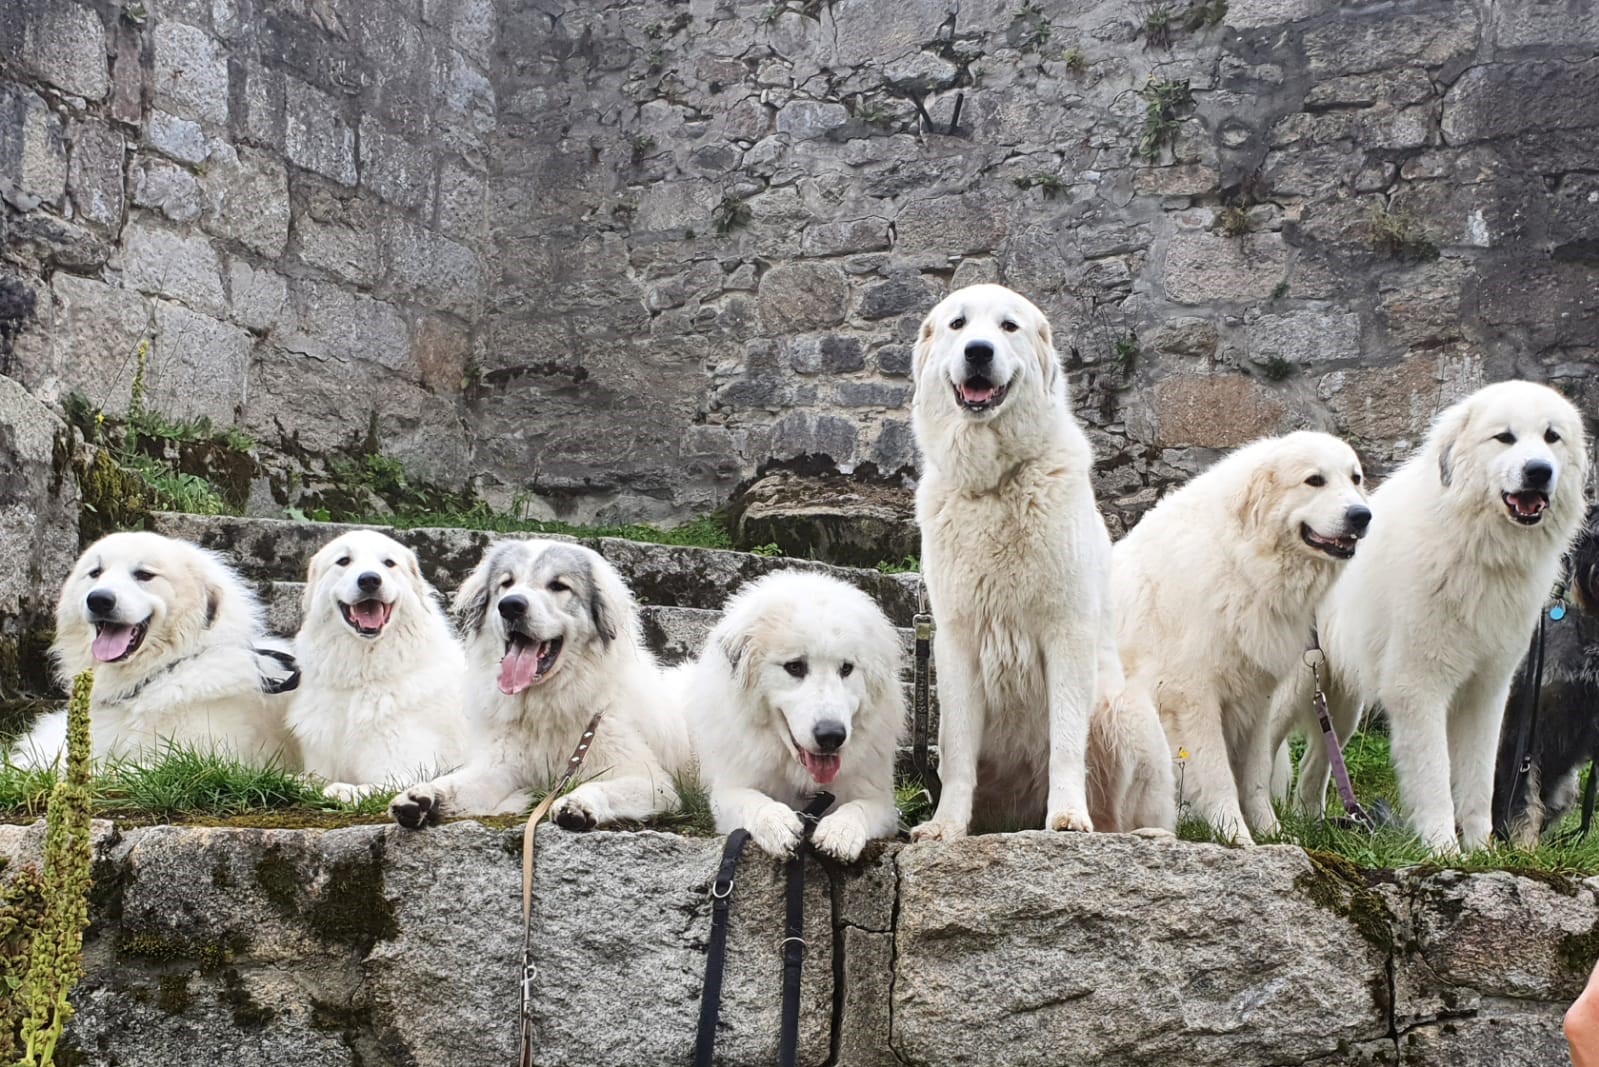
687, 571, 905, 861
288, 529, 470, 802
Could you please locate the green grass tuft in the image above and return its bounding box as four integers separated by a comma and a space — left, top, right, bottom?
370, 509, 735, 551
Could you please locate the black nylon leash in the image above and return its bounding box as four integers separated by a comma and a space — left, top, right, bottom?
780, 792, 834, 1067
693, 791, 834, 1067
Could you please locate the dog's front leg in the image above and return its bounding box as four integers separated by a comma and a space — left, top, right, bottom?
1450, 670, 1516, 851
712, 785, 806, 857
1240, 676, 1299, 836
1163, 687, 1252, 844
1385, 689, 1458, 853
389, 760, 527, 828
911, 626, 984, 842
814, 788, 899, 862
1043, 627, 1096, 833
552, 763, 678, 830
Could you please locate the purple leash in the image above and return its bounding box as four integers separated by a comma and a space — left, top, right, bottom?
1305, 629, 1374, 829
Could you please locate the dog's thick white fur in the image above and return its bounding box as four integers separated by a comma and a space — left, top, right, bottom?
1293, 380, 1590, 852
1114, 432, 1372, 844
687, 571, 905, 861
908, 283, 1170, 839
288, 530, 470, 802
13, 531, 297, 768
389, 539, 692, 830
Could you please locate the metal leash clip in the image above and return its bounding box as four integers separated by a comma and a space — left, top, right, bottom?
914, 580, 934, 642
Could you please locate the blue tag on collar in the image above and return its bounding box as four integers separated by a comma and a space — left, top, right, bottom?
1550, 602, 1567, 622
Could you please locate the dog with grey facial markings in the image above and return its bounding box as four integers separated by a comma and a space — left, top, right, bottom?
389, 539, 692, 830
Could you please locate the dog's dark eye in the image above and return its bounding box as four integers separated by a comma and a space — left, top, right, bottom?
839, 662, 854, 678
335, 556, 351, 567
1001, 320, 1020, 333
87, 567, 102, 579
1493, 431, 1516, 445
783, 659, 807, 679
547, 579, 569, 593
1351, 471, 1362, 486
499, 576, 514, 590
949, 317, 965, 330
133, 569, 155, 582
1545, 428, 1561, 444
1305, 474, 1326, 487
383, 558, 397, 568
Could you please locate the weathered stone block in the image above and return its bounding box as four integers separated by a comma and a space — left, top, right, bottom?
1163, 231, 1290, 305
278, 279, 409, 369
147, 299, 253, 422
153, 21, 229, 125
382, 219, 484, 319
294, 191, 381, 286
66, 119, 125, 229
801, 218, 890, 257
860, 272, 933, 321
895, 196, 1006, 257
776, 99, 848, 139
286, 76, 356, 186
892, 835, 1390, 1066
121, 217, 227, 316
133, 156, 203, 222
359, 117, 432, 212
770, 410, 859, 463
145, 110, 209, 165
790, 334, 865, 375
1303, 12, 1478, 77
758, 263, 849, 333
435, 158, 486, 243
2, 0, 109, 101
1240, 308, 1362, 369
1318, 350, 1482, 445
0, 374, 81, 635
1150, 373, 1287, 447
731, 469, 918, 568
202, 144, 291, 258
1442, 59, 1599, 145
227, 256, 289, 334
31, 273, 150, 415
0, 85, 68, 210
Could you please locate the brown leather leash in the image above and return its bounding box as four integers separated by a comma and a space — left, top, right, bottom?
518, 709, 604, 1067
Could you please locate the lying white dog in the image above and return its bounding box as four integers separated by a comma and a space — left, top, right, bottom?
1114, 432, 1371, 843
288, 529, 470, 802
389, 539, 691, 829
910, 283, 1160, 838
14, 531, 298, 767
687, 571, 905, 861
1296, 380, 1589, 852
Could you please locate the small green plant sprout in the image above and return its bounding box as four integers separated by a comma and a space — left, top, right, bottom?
1136, 76, 1194, 162
1215, 204, 1251, 237
1271, 281, 1290, 300
627, 133, 656, 164
759, 3, 785, 24
1141, 4, 1175, 49
854, 99, 897, 127
1013, 172, 1071, 200
1061, 46, 1088, 73
1014, 0, 1052, 49
750, 542, 784, 558
1113, 331, 1141, 373
1183, 0, 1228, 30
1367, 203, 1440, 262
1256, 353, 1296, 381
712, 195, 752, 236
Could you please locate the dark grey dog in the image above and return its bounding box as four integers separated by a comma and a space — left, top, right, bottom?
1493, 504, 1599, 845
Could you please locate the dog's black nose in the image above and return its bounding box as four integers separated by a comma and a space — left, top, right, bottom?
357, 571, 382, 593
85, 590, 116, 617
498, 595, 528, 620
1345, 505, 1372, 534
1523, 460, 1554, 489
813, 721, 847, 752
964, 340, 994, 366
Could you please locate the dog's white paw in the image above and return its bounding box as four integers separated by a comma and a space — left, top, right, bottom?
551, 792, 602, 831
748, 803, 805, 857
390, 783, 443, 829
909, 818, 967, 843
323, 781, 374, 805
812, 811, 868, 862
1047, 807, 1094, 833
1131, 826, 1177, 839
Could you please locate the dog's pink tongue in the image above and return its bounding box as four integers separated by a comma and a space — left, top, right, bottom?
350, 600, 386, 629
802, 751, 842, 786
498, 643, 541, 695
92, 625, 136, 663
960, 381, 996, 403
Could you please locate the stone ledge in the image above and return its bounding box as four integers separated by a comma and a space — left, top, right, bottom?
0, 822, 1587, 1067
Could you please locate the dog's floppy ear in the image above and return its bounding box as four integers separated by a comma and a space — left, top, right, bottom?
589, 581, 618, 646
1431, 400, 1472, 489
399, 545, 431, 601
912, 312, 936, 383
718, 628, 755, 689
1233, 463, 1277, 532
301, 545, 330, 619
205, 581, 222, 629
1034, 313, 1062, 392
451, 551, 495, 635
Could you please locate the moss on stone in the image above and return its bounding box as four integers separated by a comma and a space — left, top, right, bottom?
218, 966, 275, 1029
253, 847, 301, 915
307, 850, 399, 951
77, 446, 151, 543
118, 930, 248, 975
1559, 919, 1599, 977
1297, 850, 1398, 955
155, 972, 192, 1015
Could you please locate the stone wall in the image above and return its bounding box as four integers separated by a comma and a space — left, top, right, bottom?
2, 0, 1596, 528
0, 820, 1591, 1066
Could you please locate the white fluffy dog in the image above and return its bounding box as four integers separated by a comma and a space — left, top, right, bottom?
14, 531, 297, 767
1113, 432, 1372, 844
687, 571, 905, 862
908, 283, 1168, 839
288, 530, 470, 802
389, 539, 691, 830
1295, 380, 1589, 852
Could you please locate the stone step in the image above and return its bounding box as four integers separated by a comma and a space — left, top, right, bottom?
153, 512, 922, 626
